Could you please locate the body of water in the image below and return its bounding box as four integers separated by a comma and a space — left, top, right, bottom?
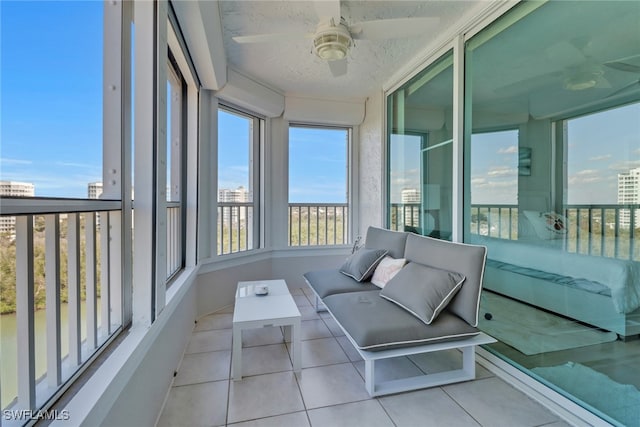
1, 301, 98, 409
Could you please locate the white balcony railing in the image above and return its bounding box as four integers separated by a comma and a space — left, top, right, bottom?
470, 203, 639, 261
0, 197, 123, 422
391, 202, 639, 261
288, 203, 348, 246
217, 202, 254, 255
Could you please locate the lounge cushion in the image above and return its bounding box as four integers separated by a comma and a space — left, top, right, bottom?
323, 290, 479, 351
304, 269, 380, 299
371, 256, 406, 288
364, 227, 408, 259
404, 234, 487, 327
380, 262, 465, 324
340, 248, 388, 282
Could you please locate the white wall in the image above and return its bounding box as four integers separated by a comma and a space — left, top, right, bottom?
196, 250, 349, 317
197, 257, 272, 316
53, 272, 199, 427
102, 279, 197, 426
358, 91, 385, 234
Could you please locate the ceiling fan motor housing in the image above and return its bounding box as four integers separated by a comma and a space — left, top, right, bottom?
313, 21, 353, 61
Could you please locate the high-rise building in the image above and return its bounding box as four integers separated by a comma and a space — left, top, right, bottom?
88, 182, 103, 199
218, 186, 250, 224
218, 186, 249, 203
0, 181, 35, 234
617, 167, 640, 228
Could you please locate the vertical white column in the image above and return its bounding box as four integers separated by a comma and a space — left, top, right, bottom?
16, 215, 36, 410
103, 0, 131, 330
155, 0, 169, 316
67, 213, 82, 366
452, 35, 465, 243
184, 85, 198, 268
133, 0, 157, 325
45, 214, 62, 387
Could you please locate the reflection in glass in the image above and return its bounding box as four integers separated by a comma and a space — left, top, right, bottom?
388, 52, 454, 240
464, 2, 640, 425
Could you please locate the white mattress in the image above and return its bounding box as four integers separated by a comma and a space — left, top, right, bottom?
468, 235, 640, 314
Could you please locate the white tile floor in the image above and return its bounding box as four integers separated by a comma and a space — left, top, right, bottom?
157, 287, 572, 427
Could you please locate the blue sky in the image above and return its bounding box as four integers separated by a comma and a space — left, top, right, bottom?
1, 1, 103, 198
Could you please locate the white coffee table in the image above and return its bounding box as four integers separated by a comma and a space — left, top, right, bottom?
232, 279, 301, 380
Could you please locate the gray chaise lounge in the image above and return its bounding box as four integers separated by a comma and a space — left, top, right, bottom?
304, 227, 495, 396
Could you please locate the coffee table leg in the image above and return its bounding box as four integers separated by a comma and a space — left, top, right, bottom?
292, 319, 301, 374
232, 324, 242, 380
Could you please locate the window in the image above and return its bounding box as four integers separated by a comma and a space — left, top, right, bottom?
468, 130, 519, 239
0, 0, 128, 415
563, 103, 640, 259
217, 107, 261, 255
288, 126, 350, 246
166, 52, 186, 281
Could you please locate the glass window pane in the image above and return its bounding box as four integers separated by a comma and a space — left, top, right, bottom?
1, 1, 103, 198
217, 108, 256, 254
464, 2, 640, 425
288, 126, 349, 246
387, 52, 453, 240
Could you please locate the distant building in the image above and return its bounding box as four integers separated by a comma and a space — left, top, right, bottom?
400, 188, 420, 227
218, 186, 249, 203
0, 181, 35, 234
88, 182, 103, 199
617, 167, 640, 228
401, 188, 421, 204
218, 186, 250, 224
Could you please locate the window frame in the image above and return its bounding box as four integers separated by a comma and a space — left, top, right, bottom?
287, 123, 353, 247
216, 103, 263, 255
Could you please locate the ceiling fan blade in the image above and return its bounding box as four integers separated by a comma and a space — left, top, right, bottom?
605, 79, 640, 98
350, 17, 439, 40
328, 58, 347, 77
604, 61, 640, 73
312, 0, 341, 24
233, 32, 312, 44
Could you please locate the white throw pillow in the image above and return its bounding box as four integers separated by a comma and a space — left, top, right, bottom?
523, 210, 568, 240
371, 256, 407, 288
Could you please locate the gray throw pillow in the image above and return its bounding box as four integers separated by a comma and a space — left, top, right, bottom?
380, 262, 465, 324
340, 248, 388, 282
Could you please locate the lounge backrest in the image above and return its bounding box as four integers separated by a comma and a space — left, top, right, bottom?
364, 227, 408, 259
403, 233, 487, 327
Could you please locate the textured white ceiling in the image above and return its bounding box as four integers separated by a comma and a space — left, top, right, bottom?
219, 0, 479, 99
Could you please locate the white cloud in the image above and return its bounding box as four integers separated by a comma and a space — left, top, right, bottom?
588, 154, 612, 161
0, 157, 32, 165
497, 146, 518, 154
56, 161, 99, 169
609, 160, 640, 171
568, 169, 605, 185
487, 166, 517, 177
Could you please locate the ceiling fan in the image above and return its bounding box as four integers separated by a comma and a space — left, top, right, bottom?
231, 0, 439, 77
494, 40, 627, 96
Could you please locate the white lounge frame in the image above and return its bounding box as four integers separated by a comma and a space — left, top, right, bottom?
314, 295, 496, 397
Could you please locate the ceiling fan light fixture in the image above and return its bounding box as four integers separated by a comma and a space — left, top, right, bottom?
313, 22, 352, 61
563, 69, 602, 91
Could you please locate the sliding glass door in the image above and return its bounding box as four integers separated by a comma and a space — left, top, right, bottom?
463, 2, 640, 425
